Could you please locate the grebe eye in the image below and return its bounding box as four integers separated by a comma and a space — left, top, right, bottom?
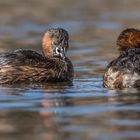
53, 42, 57, 45
56, 47, 60, 54
60, 38, 63, 42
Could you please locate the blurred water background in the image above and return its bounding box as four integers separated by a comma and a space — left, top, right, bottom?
0, 0, 140, 140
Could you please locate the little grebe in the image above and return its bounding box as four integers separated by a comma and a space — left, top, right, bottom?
103, 28, 140, 88
0, 28, 74, 84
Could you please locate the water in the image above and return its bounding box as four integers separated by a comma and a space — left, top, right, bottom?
0, 0, 140, 140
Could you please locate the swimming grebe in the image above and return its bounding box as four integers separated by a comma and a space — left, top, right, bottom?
0, 28, 74, 84
103, 28, 140, 88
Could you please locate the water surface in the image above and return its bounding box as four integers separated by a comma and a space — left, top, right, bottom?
0, 0, 140, 140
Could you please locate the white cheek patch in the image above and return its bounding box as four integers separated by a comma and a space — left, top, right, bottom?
55, 47, 60, 55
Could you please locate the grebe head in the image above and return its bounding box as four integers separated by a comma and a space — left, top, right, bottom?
117, 28, 140, 52
42, 28, 69, 59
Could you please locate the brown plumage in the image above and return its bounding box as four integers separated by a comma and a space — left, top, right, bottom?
117, 28, 140, 51
0, 28, 74, 84
103, 28, 140, 89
